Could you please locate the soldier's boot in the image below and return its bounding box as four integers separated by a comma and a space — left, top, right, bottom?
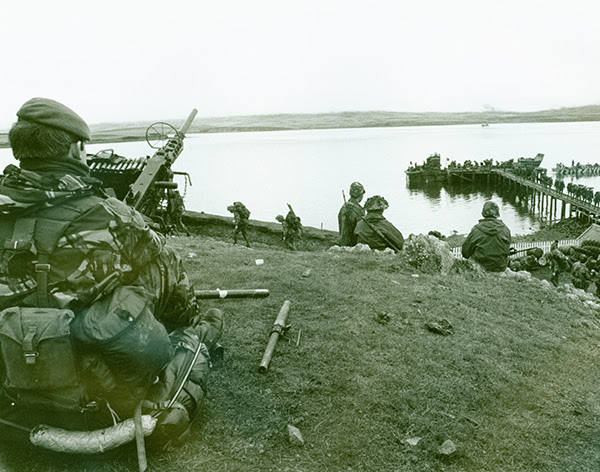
191, 307, 224, 357
147, 309, 224, 448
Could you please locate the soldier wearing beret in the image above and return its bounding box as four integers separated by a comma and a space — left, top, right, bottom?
462, 201, 511, 272
338, 181, 366, 247
0, 98, 222, 446
354, 195, 404, 252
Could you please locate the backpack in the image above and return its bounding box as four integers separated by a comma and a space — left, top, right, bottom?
0, 306, 84, 413
0, 196, 102, 419
233, 202, 250, 220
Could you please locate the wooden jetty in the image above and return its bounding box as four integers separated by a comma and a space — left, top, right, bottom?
407, 165, 600, 223
492, 169, 600, 221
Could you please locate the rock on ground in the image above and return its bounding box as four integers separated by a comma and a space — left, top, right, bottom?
402, 234, 455, 274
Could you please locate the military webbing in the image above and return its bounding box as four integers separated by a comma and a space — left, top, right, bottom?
2, 194, 101, 307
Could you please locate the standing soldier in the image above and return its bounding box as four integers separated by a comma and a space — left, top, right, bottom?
338, 181, 365, 246
284, 204, 303, 250
275, 214, 289, 244
227, 201, 251, 247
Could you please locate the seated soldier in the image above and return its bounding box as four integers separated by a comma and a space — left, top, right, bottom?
462, 201, 511, 272
0, 98, 223, 447
354, 195, 404, 252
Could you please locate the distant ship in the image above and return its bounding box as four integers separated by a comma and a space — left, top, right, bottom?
405, 153, 446, 184
516, 153, 544, 170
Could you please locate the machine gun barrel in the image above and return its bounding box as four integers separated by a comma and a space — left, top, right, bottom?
259, 300, 291, 373
194, 289, 270, 299
125, 108, 198, 210
178, 108, 198, 135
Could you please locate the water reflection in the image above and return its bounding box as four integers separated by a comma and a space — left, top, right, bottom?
1, 121, 599, 236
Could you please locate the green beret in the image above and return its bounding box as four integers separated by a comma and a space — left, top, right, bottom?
16, 97, 91, 141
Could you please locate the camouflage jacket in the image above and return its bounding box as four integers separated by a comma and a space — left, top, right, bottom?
0, 164, 198, 326
354, 213, 404, 252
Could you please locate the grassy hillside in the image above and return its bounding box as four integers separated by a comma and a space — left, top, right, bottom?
2, 105, 600, 147
0, 235, 598, 471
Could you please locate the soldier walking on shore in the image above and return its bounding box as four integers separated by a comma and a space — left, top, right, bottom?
227, 201, 251, 247
284, 204, 303, 250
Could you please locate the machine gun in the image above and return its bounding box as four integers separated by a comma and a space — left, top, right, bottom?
88, 109, 198, 233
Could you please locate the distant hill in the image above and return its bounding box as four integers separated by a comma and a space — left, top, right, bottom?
2, 105, 600, 148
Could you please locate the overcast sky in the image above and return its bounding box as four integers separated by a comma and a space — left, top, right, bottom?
2, 0, 599, 126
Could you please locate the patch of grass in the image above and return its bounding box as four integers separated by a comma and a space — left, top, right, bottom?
0, 237, 599, 471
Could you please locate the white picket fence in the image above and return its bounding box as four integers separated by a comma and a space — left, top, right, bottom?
451, 239, 578, 259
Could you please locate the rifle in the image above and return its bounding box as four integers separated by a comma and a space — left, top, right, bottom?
124, 109, 198, 230
360, 217, 403, 253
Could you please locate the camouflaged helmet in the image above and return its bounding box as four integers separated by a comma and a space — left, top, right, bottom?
364, 195, 389, 211
349, 181, 365, 198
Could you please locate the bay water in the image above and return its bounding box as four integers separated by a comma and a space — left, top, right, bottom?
2, 121, 600, 237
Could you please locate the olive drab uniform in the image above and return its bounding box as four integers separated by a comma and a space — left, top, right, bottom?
338, 200, 365, 247
461, 217, 511, 272
284, 209, 302, 250
0, 164, 221, 432
228, 202, 251, 247
354, 213, 404, 252
571, 260, 592, 291
548, 245, 570, 286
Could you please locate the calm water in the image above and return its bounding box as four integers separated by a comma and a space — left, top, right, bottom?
2, 121, 600, 237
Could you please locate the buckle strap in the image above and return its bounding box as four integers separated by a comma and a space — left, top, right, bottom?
35, 254, 51, 307
23, 325, 38, 365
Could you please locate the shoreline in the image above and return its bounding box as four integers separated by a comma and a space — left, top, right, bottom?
183, 210, 589, 251
2, 106, 600, 148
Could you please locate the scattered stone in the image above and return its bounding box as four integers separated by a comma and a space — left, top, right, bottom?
584, 300, 600, 310
426, 319, 453, 336
354, 243, 374, 252
448, 258, 486, 276
403, 437, 421, 446
375, 312, 392, 325
403, 234, 455, 274
438, 439, 457, 455
287, 424, 304, 446
501, 269, 532, 280
537, 279, 554, 290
